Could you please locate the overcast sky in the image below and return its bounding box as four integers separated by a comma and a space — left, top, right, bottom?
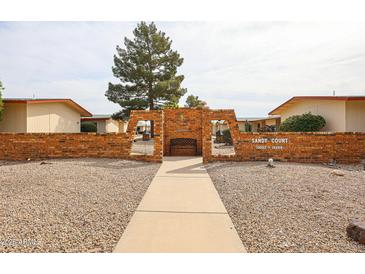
1, 21, 365, 117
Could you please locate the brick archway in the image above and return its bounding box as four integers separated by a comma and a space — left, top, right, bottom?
163, 108, 203, 156
129, 108, 239, 159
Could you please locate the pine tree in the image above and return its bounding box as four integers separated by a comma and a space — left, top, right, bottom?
106, 21, 187, 135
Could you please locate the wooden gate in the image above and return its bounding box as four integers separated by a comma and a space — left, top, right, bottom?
170, 138, 197, 156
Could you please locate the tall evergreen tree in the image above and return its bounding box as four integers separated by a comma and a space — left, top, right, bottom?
0, 81, 4, 121
106, 22, 187, 133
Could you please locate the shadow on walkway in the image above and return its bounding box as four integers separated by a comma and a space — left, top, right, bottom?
166, 163, 206, 174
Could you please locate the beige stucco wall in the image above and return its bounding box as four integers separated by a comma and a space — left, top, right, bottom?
0, 103, 27, 132
265, 119, 278, 126
280, 100, 346, 132
238, 119, 278, 132
27, 102, 81, 133
106, 119, 120, 133
345, 101, 365, 132
119, 121, 128, 133
251, 121, 262, 132
95, 119, 127, 133
238, 121, 245, 132
96, 120, 106, 133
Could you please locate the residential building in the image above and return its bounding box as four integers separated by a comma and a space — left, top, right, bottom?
81, 114, 128, 133
0, 98, 92, 133
269, 96, 365, 132
237, 116, 281, 132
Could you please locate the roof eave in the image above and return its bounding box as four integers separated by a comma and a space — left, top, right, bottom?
3, 98, 92, 117
269, 96, 365, 115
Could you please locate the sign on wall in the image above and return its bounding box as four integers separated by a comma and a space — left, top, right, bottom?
251, 137, 289, 150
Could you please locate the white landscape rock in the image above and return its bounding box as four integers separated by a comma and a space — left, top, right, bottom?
330, 170, 345, 176
267, 158, 275, 168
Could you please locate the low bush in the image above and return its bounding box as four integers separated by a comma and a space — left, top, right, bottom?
279, 112, 326, 132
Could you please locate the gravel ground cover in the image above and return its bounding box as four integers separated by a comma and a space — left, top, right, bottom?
211, 143, 235, 156
0, 158, 160, 252
206, 161, 365, 252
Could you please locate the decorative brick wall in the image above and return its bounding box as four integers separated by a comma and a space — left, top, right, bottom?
231, 132, 365, 164
163, 108, 203, 156
0, 133, 129, 160
1, 107, 365, 164
0, 110, 163, 162
201, 109, 365, 164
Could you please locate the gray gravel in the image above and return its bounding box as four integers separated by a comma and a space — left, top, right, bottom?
0, 158, 160, 252
206, 161, 365, 252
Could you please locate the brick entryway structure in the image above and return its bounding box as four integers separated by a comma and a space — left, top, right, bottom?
127, 109, 365, 164
128, 108, 239, 159
163, 108, 204, 156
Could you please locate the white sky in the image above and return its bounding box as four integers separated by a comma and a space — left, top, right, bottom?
1, 21, 365, 117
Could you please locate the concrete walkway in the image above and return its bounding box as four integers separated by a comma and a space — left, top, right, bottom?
113, 156, 245, 252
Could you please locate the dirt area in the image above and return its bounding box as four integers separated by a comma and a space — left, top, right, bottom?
206, 161, 365, 252
0, 158, 160, 252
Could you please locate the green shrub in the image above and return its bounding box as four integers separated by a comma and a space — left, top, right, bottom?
222, 129, 233, 145
279, 112, 326, 132
81, 121, 97, 132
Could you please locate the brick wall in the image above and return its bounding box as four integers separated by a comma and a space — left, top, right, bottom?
0, 110, 163, 162
163, 108, 203, 156
0, 133, 129, 160
1, 107, 365, 164
202, 109, 365, 164
234, 132, 365, 164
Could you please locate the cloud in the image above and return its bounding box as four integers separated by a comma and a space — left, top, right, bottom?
1, 21, 365, 117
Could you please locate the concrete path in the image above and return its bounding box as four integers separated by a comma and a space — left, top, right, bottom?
113, 156, 245, 252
